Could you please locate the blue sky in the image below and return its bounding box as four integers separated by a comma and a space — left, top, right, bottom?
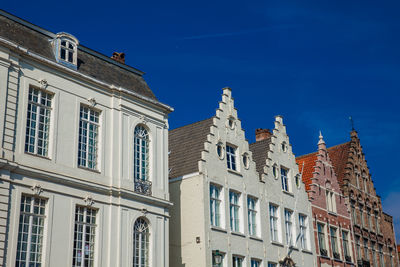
3, 0, 400, 240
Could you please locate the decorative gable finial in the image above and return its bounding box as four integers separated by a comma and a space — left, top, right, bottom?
349, 116, 355, 131
318, 130, 325, 145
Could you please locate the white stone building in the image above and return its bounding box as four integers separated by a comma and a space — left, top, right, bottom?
169, 87, 316, 267
249, 117, 316, 267
0, 10, 172, 267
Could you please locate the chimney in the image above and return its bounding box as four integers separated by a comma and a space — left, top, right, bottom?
255, 128, 271, 141
111, 52, 125, 64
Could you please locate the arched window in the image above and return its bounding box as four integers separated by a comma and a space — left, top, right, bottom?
133, 218, 149, 267
134, 125, 149, 181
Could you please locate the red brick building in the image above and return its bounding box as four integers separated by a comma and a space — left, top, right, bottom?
325, 130, 398, 267
297, 133, 356, 267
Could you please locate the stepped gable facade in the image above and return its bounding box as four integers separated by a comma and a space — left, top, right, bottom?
0, 9, 172, 267
249, 117, 316, 267
327, 130, 399, 267
296, 133, 356, 267
169, 87, 266, 267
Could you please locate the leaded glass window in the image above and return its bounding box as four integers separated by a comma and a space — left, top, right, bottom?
134, 125, 149, 181
133, 218, 149, 267
78, 106, 99, 169
25, 87, 52, 157
16, 195, 46, 267
72, 206, 97, 267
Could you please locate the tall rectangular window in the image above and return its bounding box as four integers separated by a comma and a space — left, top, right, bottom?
72, 206, 97, 267
371, 242, 377, 267
355, 235, 361, 260
378, 245, 383, 267
330, 227, 339, 259
229, 191, 240, 232
299, 214, 308, 250
78, 106, 99, 170
210, 184, 222, 227
342, 231, 350, 261
25, 87, 52, 157
247, 196, 258, 236
281, 168, 289, 191
351, 203, 357, 224
317, 223, 327, 255
269, 204, 279, 242
326, 191, 336, 213
367, 209, 372, 230
374, 213, 380, 233
16, 195, 46, 267
232, 256, 243, 267
226, 145, 237, 171
389, 248, 394, 267
250, 259, 261, 267
363, 239, 369, 260
284, 209, 293, 246
360, 205, 364, 227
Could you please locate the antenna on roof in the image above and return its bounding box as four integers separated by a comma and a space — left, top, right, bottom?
349, 116, 355, 131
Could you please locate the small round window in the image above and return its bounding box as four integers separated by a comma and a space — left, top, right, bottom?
295, 174, 301, 188
216, 143, 225, 160
281, 142, 287, 152
242, 153, 250, 169
272, 164, 278, 179
227, 117, 235, 129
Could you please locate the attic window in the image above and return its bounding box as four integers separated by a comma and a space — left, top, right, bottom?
60, 40, 75, 63
54, 32, 79, 69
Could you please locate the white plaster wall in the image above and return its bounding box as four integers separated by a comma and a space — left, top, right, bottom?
0, 40, 171, 267
262, 116, 316, 267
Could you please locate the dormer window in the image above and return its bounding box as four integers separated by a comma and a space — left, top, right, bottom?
54, 32, 79, 69
60, 40, 75, 63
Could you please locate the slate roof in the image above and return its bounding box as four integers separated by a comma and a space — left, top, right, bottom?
0, 10, 157, 101
169, 118, 214, 179
296, 152, 317, 191
249, 138, 272, 177
327, 142, 351, 188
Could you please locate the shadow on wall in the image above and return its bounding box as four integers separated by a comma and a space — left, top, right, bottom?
169, 179, 185, 267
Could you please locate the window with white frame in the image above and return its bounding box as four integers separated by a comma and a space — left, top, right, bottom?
284, 209, 294, 246
25, 87, 52, 157
60, 39, 76, 63
133, 218, 149, 267
250, 259, 261, 267
317, 223, 327, 255
269, 204, 279, 242
16, 195, 46, 267
247, 196, 258, 236
226, 145, 237, 171
326, 190, 336, 213
330, 227, 339, 259
232, 256, 243, 267
299, 214, 308, 250
210, 184, 222, 227
342, 230, 351, 261
268, 263, 277, 267
229, 191, 241, 232
281, 168, 289, 192
134, 125, 149, 181
72, 206, 97, 267
78, 106, 100, 170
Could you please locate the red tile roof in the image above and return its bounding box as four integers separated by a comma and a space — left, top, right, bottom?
327, 142, 351, 188
296, 152, 317, 191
